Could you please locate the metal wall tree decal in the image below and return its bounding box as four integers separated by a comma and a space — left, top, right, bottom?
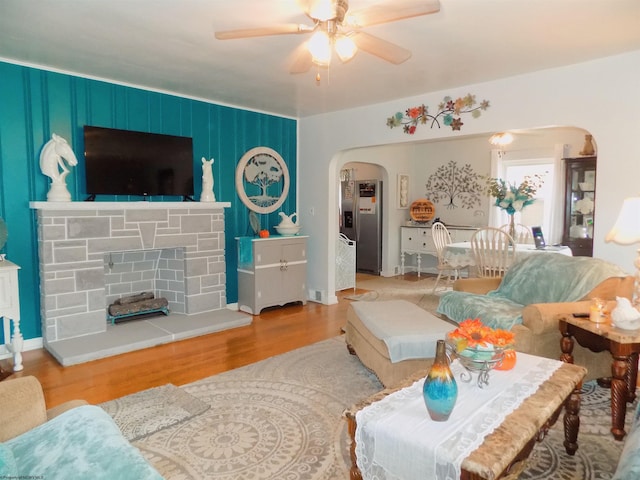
425, 161, 484, 209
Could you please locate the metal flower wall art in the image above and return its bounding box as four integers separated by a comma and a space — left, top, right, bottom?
386, 94, 490, 135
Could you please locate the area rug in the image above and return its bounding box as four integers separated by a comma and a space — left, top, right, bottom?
106, 337, 631, 479
520, 380, 636, 480
131, 337, 382, 479
100, 384, 210, 442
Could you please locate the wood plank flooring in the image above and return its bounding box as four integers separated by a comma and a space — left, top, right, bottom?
2, 274, 413, 408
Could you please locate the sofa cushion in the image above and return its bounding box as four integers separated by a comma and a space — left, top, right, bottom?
437, 255, 629, 331
0, 443, 17, 476
5, 405, 163, 480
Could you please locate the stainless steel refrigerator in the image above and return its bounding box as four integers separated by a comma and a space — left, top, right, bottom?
340, 179, 383, 274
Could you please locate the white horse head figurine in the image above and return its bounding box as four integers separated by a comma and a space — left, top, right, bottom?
200, 157, 216, 202
39, 133, 78, 201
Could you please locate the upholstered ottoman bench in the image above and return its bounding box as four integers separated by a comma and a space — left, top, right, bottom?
345, 299, 455, 388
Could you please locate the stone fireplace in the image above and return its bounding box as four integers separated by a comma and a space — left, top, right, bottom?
30, 202, 233, 350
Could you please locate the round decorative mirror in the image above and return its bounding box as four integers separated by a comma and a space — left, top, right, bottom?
235, 146, 290, 214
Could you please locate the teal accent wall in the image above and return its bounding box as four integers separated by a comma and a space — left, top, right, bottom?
0, 61, 297, 343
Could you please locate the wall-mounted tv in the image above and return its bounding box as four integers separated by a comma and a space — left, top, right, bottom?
83, 125, 194, 198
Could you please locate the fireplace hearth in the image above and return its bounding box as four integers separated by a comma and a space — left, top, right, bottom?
29, 201, 250, 366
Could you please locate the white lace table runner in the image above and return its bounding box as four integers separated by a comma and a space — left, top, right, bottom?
354, 353, 561, 480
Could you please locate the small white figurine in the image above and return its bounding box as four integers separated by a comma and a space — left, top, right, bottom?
39, 133, 78, 202
611, 296, 640, 330
200, 157, 216, 202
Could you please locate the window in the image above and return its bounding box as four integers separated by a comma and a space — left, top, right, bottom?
500, 159, 555, 238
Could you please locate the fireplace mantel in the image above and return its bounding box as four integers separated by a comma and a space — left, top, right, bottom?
30, 201, 231, 210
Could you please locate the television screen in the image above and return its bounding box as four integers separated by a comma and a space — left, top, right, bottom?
84, 125, 194, 198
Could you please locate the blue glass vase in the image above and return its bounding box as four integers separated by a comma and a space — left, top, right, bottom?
423, 339, 458, 421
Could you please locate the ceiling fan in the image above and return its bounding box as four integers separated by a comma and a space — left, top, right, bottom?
214, 0, 441, 75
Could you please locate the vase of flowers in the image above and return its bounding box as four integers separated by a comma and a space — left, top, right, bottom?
486, 175, 543, 242
446, 319, 516, 387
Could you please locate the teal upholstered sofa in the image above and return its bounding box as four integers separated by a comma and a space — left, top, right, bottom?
0, 376, 162, 480
437, 255, 634, 381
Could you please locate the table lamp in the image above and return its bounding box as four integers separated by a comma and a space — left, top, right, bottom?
605, 196, 640, 306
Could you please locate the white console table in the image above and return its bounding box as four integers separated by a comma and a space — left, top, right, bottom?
0, 260, 23, 372
400, 225, 477, 277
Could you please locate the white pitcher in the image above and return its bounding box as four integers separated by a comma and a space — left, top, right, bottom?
278, 212, 298, 227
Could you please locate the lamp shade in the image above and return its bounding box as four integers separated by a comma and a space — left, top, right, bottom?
605, 196, 640, 245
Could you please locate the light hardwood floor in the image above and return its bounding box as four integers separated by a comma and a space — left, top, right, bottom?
0, 280, 384, 408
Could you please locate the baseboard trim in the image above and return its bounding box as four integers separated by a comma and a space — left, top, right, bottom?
0, 337, 44, 360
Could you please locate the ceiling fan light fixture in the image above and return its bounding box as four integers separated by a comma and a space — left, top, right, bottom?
308, 0, 336, 22
489, 132, 514, 146
335, 34, 357, 63
308, 30, 332, 66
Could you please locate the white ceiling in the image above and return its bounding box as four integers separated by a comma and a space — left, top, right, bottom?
1, 0, 639, 118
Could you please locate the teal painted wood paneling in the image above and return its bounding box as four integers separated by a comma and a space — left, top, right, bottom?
0, 61, 296, 344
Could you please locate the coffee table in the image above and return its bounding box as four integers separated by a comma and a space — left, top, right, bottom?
559, 313, 640, 440
344, 361, 586, 480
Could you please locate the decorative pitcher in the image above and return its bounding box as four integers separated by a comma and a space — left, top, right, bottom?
277, 212, 298, 227
423, 339, 458, 421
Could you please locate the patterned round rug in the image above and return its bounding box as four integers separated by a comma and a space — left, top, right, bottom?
133, 337, 382, 480
519, 381, 635, 480
109, 335, 633, 480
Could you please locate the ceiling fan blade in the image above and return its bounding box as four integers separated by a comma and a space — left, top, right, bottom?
348, 0, 440, 28
289, 42, 314, 74
351, 31, 412, 64
215, 24, 313, 40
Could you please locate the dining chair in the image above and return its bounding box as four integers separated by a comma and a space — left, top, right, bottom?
470, 227, 516, 278
499, 223, 533, 244
431, 222, 460, 293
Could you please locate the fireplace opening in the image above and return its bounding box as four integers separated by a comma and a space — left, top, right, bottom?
104, 248, 186, 319
108, 291, 169, 324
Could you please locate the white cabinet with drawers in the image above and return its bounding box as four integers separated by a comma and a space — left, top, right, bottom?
237, 236, 308, 315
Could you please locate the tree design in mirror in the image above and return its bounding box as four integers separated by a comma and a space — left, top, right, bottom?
235, 147, 290, 214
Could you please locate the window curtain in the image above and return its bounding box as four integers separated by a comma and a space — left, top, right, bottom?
549, 144, 571, 244
488, 149, 501, 228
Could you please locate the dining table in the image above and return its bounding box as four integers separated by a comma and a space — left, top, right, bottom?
444, 241, 573, 272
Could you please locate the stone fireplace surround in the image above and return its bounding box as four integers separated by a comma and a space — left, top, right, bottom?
30, 201, 251, 365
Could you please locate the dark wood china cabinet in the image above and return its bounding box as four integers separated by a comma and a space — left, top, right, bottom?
562, 156, 596, 257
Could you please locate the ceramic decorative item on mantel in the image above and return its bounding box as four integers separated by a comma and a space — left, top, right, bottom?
39, 133, 78, 202
200, 157, 216, 202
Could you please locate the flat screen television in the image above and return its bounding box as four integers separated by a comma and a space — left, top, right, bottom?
83, 125, 194, 198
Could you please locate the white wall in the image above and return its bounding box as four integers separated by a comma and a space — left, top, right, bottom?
298, 50, 640, 304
